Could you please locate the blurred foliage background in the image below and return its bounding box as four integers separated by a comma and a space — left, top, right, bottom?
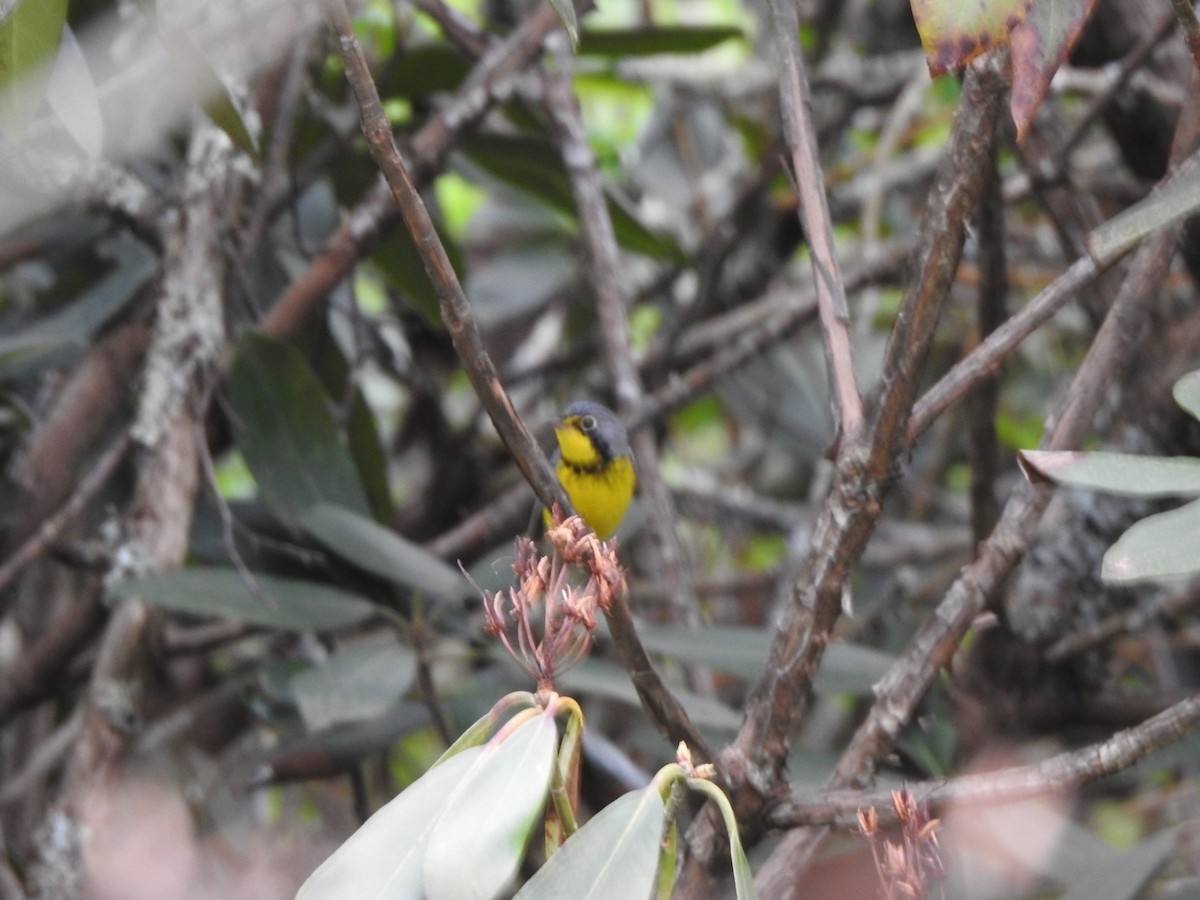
2, 0, 1200, 896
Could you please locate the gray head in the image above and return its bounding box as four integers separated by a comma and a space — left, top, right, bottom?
561, 401, 632, 462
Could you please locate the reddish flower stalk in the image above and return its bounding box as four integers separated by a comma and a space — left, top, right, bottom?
481, 515, 628, 693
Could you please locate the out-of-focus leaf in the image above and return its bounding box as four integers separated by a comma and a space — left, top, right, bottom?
160, 29, 259, 158
515, 786, 665, 899
1009, 0, 1098, 140
261, 702, 432, 783
289, 638, 418, 732
1057, 827, 1178, 900
110, 567, 377, 631
379, 42, 470, 99
1173, 370, 1200, 423
578, 25, 743, 57
546, 0, 578, 48
371, 221, 463, 327
227, 332, 372, 524
297, 746, 483, 900
308, 335, 394, 522
911, 0, 1032, 75
632, 624, 892, 694
1088, 163, 1200, 262
424, 711, 558, 899
0, 0, 67, 128
300, 503, 471, 603
462, 133, 685, 263
43, 24, 102, 157
1102, 498, 1200, 585
0, 236, 158, 376
560, 659, 742, 732
1019, 450, 1200, 498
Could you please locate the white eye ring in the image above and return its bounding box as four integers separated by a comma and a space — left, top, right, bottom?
580, 414, 597, 432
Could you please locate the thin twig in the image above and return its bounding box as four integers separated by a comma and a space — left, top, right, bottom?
542, 54, 713, 754
769, 0, 862, 439
724, 56, 1008, 897
0, 432, 131, 596
769, 692, 1200, 828
1172, 0, 1200, 73
968, 139, 1006, 547
260, 1, 562, 342
762, 74, 1200, 894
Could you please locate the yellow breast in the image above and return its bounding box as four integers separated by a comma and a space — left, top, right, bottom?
553, 454, 636, 539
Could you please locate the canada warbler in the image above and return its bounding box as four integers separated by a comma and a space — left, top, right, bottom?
545, 401, 636, 539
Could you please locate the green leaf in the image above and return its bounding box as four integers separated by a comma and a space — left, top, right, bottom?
1019, 450, 1200, 498
461, 133, 685, 263
289, 639, 417, 732
0, 0, 67, 128
110, 567, 377, 631
1173, 370, 1200, 423
424, 711, 558, 899
299, 503, 471, 603
297, 746, 483, 899
1088, 163, 1200, 262
307, 333, 394, 522
1102, 498, 1200, 585
515, 787, 666, 899
379, 42, 470, 99
227, 332, 372, 524
578, 25, 743, 57
910, 0, 1033, 75
370, 220, 463, 327
0, 236, 158, 376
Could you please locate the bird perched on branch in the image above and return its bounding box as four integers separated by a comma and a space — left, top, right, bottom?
544, 401, 636, 540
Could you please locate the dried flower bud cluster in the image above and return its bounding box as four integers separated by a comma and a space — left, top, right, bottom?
481, 515, 628, 693
857, 788, 944, 899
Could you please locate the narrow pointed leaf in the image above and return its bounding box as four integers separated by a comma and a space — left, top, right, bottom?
1102, 498, 1200, 585
300, 503, 470, 603
545, 0, 578, 48
110, 567, 376, 631
424, 711, 558, 899
1009, 0, 1098, 140
1019, 450, 1200, 498
297, 746, 483, 900
1088, 163, 1200, 262
515, 787, 666, 899
228, 332, 372, 524
577, 25, 743, 56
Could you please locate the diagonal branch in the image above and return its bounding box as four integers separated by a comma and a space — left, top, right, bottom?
261, 1, 563, 342
326, 0, 567, 516
678, 55, 1008, 892
769, 0, 863, 439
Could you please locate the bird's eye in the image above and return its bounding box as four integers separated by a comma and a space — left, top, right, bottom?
580, 414, 597, 432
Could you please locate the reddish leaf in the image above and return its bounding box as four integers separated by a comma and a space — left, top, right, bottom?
1010, 0, 1099, 140
911, 0, 1034, 75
